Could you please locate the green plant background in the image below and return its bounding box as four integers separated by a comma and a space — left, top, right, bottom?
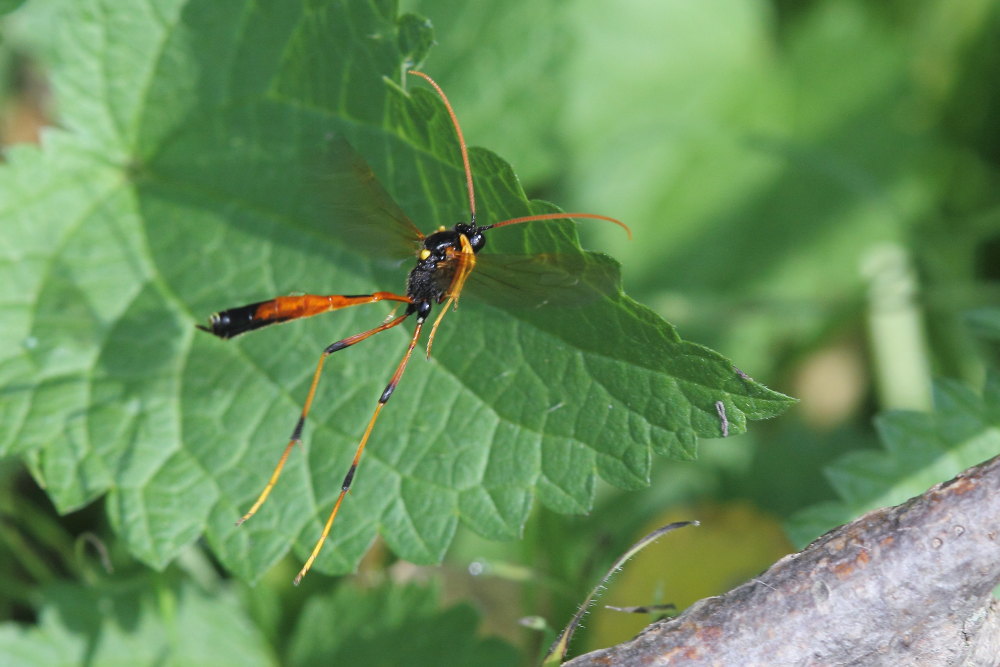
1, 0, 998, 664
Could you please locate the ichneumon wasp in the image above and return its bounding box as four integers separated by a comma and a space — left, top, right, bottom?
199, 71, 630, 584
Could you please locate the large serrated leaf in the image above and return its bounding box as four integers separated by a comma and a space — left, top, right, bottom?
1, 0, 793, 580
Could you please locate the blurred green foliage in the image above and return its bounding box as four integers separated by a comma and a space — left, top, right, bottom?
1, 0, 998, 664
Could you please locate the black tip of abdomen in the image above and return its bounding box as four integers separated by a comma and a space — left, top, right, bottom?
198, 301, 285, 339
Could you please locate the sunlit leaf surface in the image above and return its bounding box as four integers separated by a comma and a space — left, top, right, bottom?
0, 0, 792, 580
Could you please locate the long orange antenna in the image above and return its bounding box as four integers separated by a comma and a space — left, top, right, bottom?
488, 212, 632, 239
408, 70, 476, 221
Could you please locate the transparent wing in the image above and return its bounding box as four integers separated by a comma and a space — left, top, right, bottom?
309, 135, 424, 261
464, 251, 621, 309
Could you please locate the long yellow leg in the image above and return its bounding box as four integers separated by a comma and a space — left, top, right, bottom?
235, 312, 412, 526
294, 319, 425, 585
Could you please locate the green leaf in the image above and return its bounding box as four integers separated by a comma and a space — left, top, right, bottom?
1, 0, 792, 580
787, 374, 1000, 545
287, 579, 518, 666
0, 575, 273, 666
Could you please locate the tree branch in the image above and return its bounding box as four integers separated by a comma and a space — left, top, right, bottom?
567, 455, 1000, 665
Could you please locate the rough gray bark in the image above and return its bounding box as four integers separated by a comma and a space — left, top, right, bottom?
566, 455, 1000, 666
